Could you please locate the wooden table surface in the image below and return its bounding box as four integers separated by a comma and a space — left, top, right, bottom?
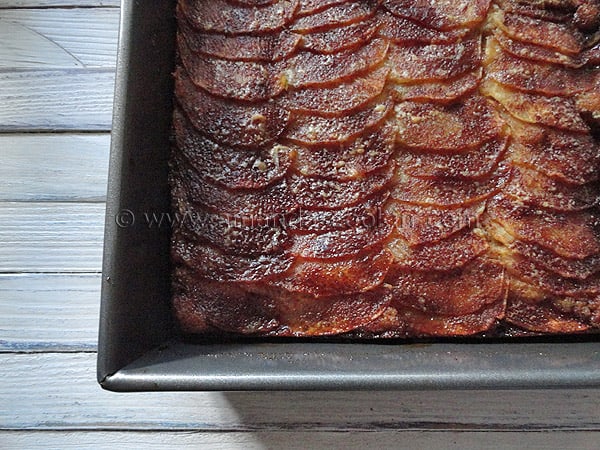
1, 1, 600, 448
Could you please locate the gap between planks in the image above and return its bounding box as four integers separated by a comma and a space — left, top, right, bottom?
1, 2, 598, 444
0, 273, 101, 352
0, 69, 115, 131
0, 7, 119, 68
0, 6, 119, 132
0, 1, 119, 10
1, 430, 599, 450
2, 353, 600, 432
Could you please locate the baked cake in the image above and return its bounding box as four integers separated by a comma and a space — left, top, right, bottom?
169, 0, 600, 337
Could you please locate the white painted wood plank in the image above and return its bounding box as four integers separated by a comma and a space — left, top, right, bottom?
0, 273, 100, 351
2, 353, 600, 431
0, 20, 83, 68
0, 202, 104, 272
2, 431, 600, 450
0, 8, 119, 68
0, 2, 594, 444
0, 69, 114, 131
1, 1, 119, 7
0, 133, 110, 202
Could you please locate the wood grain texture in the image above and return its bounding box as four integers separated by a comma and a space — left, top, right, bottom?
1, 1, 599, 445
0, 133, 110, 202
0, 274, 100, 351
0, 1, 119, 8
2, 431, 599, 450
0, 20, 83, 68
0, 202, 104, 272
2, 353, 600, 432
0, 8, 119, 67
0, 69, 114, 131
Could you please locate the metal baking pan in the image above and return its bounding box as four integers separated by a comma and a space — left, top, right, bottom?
97, 0, 600, 392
